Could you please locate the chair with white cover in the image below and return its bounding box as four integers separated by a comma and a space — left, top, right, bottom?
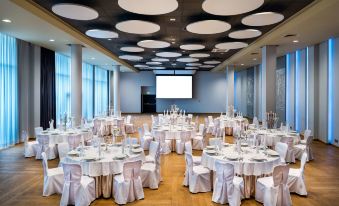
183, 152, 211, 193
68, 134, 81, 150
141, 141, 161, 189
288, 152, 308, 196
281, 136, 296, 163
300, 130, 311, 145
57, 142, 69, 166
209, 137, 222, 148
41, 152, 64, 196
23, 130, 38, 157
138, 127, 153, 150
154, 130, 171, 154
176, 130, 191, 154
145, 141, 159, 164
192, 124, 205, 150
125, 115, 135, 134
255, 164, 292, 206
143, 123, 152, 137
252, 117, 259, 128
60, 163, 95, 206
206, 116, 214, 134
275, 142, 288, 163
123, 137, 138, 145
113, 160, 144, 204
36, 134, 57, 160
35, 127, 43, 138
212, 161, 244, 205
185, 141, 201, 165
294, 135, 314, 162
212, 119, 220, 136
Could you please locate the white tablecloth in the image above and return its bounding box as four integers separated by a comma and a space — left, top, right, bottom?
152, 125, 195, 140
248, 129, 300, 147
39, 129, 92, 145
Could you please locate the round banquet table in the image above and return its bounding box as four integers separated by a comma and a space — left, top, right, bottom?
201, 144, 281, 198
39, 128, 92, 145
61, 145, 145, 198
247, 129, 300, 147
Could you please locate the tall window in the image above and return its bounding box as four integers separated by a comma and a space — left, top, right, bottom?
82, 62, 94, 120
0, 33, 18, 149
94, 66, 108, 116
55, 53, 71, 124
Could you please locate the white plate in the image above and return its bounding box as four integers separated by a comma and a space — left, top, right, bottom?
206, 145, 215, 150
252, 155, 267, 161
115, 154, 127, 159
132, 144, 140, 148
67, 150, 79, 155
132, 148, 143, 153
222, 143, 230, 146
267, 150, 279, 156
205, 150, 216, 155
225, 154, 239, 160
82, 156, 96, 161
241, 143, 248, 147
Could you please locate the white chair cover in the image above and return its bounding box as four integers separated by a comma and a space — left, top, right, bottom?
176, 130, 191, 154
68, 134, 81, 150
125, 115, 135, 134
57, 142, 69, 166
275, 142, 288, 163
300, 130, 311, 144
253, 117, 259, 128
138, 127, 153, 150
184, 141, 201, 165
143, 123, 152, 137
141, 141, 161, 189
36, 134, 57, 160
60, 163, 95, 206
192, 124, 205, 150
154, 130, 171, 154
294, 135, 314, 161
34, 127, 43, 138
113, 160, 144, 204
212, 161, 244, 205
288, 152, 308, 196
23, 130, 38, 157
145, 141, 159, 163
183, 152, 211, 193
41, 152, 64, 196
255, 165, 292, 206
209, 138, 222, 148
281, 136, 296, 163
123, 137, 138, 145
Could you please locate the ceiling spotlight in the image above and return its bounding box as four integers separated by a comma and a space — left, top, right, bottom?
241, 63, 244, 66
108, 38, 112, 41
293, 40, 299, 43
91, 57, 95, 60
172, 42, 175, 44
172, 63, 176, 66
253, 58, 257, 61
49, 39, 55, 42
170, 18, 176, 21
152, 50, 156, 52
220, 53, 224, 55
2, 19, 11, 23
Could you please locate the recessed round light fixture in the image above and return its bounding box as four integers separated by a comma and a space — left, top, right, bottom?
49, 39, 55, 42
202, 0, 264, 16
180, 44, 205, 50
90, 57, 95, 60
293, 40, 299, 43
86, 29, 118, 38
215, 42, 248, 50
151, 66, 166, 69
204, 60, 221, 64
134, 64, 149, 68
152, 58, 169, 62
242, 12, 284, 26
2, 19, 12, 23
228, 29, 262, 39
120, 46, 144, 52
241, 63, 245, 66
137, 40, 170, 48
170, 18, 176, 21
156, 52, 182, 58
52, 3, 99, 20
189, 53, 210, 58
186, 20, 231, 34
116, 20, 160, 34
119, 55, 143, 61
253, 58, 257, 61
118, 0, 178, 15
176, 57, 199, 63
200, 65, 215, 68
185, 67, 199, 70
186, 63, 202, 66
146, 62, 162, 65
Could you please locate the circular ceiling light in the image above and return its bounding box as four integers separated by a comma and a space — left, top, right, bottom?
146, 62, 162, 65
185, 67, 199, 70
134, 64, 148, 68
200, 65, 215, 68
204, 60, 221, 64
229, 29, 262, 39
156, 52, 182, 57
202, 0, 264, 16
152, 58, 169, 62
186, 20, 231, 34
118, 0, 178, 15
137, 40, 170, 48
119, 55, 143, 61
151, 66, 166, 69
186, 63, 202, 66
116, 20, 160, 34
242, 12, 284, 26
86, 29, 118, 38
180, 44, 205, 50
189, 53, 210, 58
120, 46, 144, 52
52, 3, 99, 20
215, 42, 248, 50
176, 57, 199, 63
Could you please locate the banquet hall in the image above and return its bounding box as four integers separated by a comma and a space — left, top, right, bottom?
1, 0, 339, 205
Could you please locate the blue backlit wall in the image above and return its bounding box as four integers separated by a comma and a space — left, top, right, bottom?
328, 38, 334, 144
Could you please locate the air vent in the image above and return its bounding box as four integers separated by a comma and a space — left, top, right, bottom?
211, 48, 228, 53
284, 34, 297, 38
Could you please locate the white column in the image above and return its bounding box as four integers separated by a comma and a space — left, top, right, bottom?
225, 66, 234, 111
70, 44, 82, 126
109, 70, 114, 113
113, 65, 121, 116
261, 45, 277, 119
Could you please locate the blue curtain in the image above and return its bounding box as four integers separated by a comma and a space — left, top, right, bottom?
94, 66, 108, 116
55, 53, 71, 125
82, 62, 94, 120
0, 33, 18, 149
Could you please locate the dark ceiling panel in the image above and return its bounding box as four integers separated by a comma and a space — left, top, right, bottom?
33, 0, 313, 71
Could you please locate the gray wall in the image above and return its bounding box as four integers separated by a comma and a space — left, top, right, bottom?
120, 71, 226, 113
234, 68, 254, 118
